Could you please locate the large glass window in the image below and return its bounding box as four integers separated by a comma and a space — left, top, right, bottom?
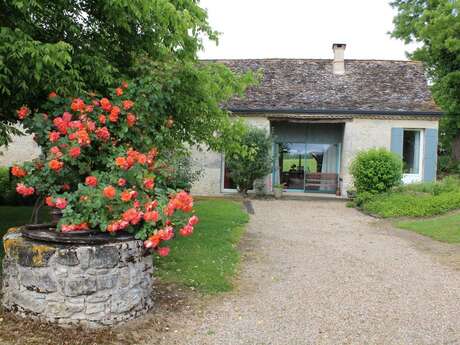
403, 130, 421, 174
278, 143, 306, 190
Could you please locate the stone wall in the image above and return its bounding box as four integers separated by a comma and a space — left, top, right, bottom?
2, 228, 154, 328
190, 116, 271, 195
341, 118, 439, 194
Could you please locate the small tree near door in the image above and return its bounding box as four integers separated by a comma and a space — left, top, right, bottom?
225, 127, 272, 196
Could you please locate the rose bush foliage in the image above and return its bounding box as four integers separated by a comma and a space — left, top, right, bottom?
11, 84, 198, 256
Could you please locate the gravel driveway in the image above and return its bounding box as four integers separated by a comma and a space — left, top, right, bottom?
142, 199, 460, 345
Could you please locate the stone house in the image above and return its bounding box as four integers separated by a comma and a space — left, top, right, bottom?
191, 44, 442, 196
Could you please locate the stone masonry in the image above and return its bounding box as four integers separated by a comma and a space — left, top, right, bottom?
2, 228, 154, 328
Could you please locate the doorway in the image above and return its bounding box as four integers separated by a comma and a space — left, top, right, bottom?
274, 142, 341, 193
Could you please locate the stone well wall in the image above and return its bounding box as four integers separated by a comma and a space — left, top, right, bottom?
2, 228, 154, 328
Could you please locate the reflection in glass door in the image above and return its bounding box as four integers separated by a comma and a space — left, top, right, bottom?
305, 144, 340, 193
277, 143, 306, 190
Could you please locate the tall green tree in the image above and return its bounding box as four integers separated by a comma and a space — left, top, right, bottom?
0, 0, 252, 148
391, 0, 460, 159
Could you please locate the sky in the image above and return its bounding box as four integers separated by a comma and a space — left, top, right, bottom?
198, 0, 419, 61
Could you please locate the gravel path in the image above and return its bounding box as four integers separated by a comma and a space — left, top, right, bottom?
144, 199, 460, 345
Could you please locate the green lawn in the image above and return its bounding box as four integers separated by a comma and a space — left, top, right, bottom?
156, 198, 249, 293
0, 206, 37, 232
397, 212, 460, 243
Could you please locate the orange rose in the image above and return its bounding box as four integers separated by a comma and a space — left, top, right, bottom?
103, 185, 116, 199
48, 159, 64, 171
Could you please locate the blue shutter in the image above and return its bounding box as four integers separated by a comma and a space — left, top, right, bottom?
423, 128, 438, 182
390, 128, 404, 157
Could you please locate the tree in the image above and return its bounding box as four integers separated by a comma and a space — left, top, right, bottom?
391, 0, 460, 159
225, 127, 272, 196
0, 0, 253, 149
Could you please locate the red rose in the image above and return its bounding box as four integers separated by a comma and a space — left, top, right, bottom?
11, 166, 27, 178
16, 106, 30, 120
118, 178, 127, 187
45, 196, 55, 207
115, 87, 123, 96
144, 211, 159, 222
100, 98, 112, 112
55, 197, 67, 209
62, 112, 72, 122
143, 178, 155, 190
69, 146, 81, 158
71, 98, 85, 112
85, 120, 96, 132
85, 176, 98, 187
48, 91, 58, 99
115, 157, 130, 170
160, 227, 174, 241
121, 190, 133, 202
179, 224, 194, 237
95, 127, 110, 141
188, 215, 199, 226
144, 234, 160, 248
121, 81, 128, 89
126, 113, 136, 127
109, 106, 120, 122
122, 100, 134, 110
16, 183, 35, 197
122, 208, 143, 225
49, 159, 64, 171
48, 131, 61, 142
99, 115, 106, 124
103, 185, 116, 199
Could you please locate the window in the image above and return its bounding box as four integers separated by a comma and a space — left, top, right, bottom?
402, 130, 421, 174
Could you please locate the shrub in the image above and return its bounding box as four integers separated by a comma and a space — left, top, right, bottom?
350, 148, 403, 194
360, 176, 460, 217
225, 127, 272, 195
163, 152, 203, 192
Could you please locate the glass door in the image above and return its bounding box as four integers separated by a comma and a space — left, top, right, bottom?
276, 143, 306, 191
305, 144, 340, 193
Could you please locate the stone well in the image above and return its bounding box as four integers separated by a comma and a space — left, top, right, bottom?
2, 228, 154, 328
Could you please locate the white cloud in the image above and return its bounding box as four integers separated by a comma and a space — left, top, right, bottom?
198, 0, 420, 60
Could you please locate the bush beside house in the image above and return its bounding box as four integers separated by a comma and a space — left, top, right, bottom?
225, 127, 272, 196
350, 148, 403, 195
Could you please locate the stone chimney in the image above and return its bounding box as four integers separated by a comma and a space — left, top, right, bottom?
332, 43, 346, 75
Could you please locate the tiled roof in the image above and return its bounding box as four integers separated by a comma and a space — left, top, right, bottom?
209, 59, 441, 115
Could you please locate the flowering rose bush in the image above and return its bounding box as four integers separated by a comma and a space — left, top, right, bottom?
12, 84, 198, 256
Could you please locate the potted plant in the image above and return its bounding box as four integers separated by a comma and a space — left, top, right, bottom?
273, 183, 285, 199
11, 85, 199, 256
